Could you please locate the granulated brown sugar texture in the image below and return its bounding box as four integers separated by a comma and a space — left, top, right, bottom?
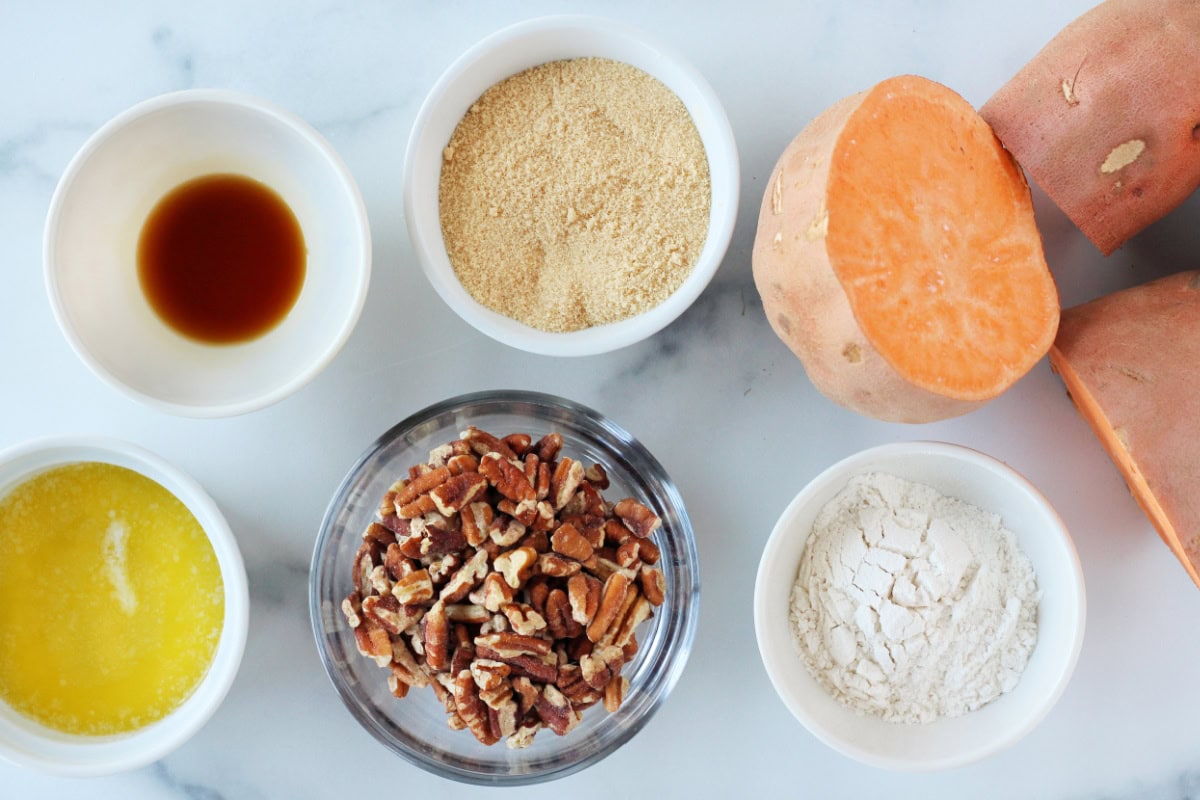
439, 58, 711, 333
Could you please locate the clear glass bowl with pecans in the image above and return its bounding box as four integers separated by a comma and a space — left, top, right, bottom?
309, 390, 699, 784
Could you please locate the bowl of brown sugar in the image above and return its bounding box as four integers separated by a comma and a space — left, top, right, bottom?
403, 16, 739, 356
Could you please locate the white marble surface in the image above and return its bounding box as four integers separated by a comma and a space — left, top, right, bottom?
2, 1, 1199, 797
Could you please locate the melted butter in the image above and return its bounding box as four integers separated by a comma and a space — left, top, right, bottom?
0, 462, 224, 735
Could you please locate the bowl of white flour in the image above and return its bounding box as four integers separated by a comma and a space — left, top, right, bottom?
753, 441, 1085, 771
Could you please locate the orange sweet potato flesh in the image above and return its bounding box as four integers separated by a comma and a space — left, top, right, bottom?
754, 75, 1059, 423
1050, 271, 1200, 588
981, 0, 1200, 255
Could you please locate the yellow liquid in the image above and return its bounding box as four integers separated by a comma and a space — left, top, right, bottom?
0, 462, 224, 735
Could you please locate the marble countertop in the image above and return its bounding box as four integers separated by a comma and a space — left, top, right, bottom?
3, 1, 1199, 797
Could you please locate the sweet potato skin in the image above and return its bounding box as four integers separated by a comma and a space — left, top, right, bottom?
981, 0, 1200, 255
1050, 271, 1200, 587
752, 90, 982, 423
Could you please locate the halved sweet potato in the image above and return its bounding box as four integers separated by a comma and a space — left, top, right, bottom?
1050, 271, 1200, 588
981, 0, 1200, 255
753, 75, 1059, 423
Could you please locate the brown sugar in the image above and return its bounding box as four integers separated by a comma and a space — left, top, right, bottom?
438, 58, 711, 333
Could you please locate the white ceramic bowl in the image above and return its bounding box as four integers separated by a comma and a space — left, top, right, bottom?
0, 437, 249, 776
754, 441, 1086, 771
403, 15, 739, 356
45, 89, 371, 417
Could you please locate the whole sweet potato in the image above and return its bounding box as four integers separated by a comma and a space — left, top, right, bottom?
981, 0, 1200, 255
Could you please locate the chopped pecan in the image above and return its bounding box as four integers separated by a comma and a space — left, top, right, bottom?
603, 676, 629, 713
583, 463, 610, 490
502, 433, 532, 456
449, 624, 475, 677
395, 466, 451, 509
430, 471, 489, 516
362, 594, 422, 635
511, 676, 539, 715
525, 575, 550, 615
387, 673, 410, 698
353, 620, 392, 666
533, 432, 562, 462
444, 603, 491, 625
506, 716, 541, 749
580, 644, 625, 691
640, 565, 666, 606
446, 453, 480, 476
439, 548, 489, 603
567, 573, 602, 625
461, 426, 518, 461
352, 542, 378, 595
538, 552, 582, 579
587, 572, 631, 643
545, 588, 581, 639
493, 546, 538, 589
362, 521, 396, 547
475, 648, 559, 684
474, 631, 552, 659
423, 601, 450, 671
536, 684, 578, 736
480, 451, 536, 503
519, 529, 550, 554
531, 501, 557, 532
390, 638, 430, 688
604, 518, 634, 547
501, 602, 547, 636
397, 493, 437, 519
616, 537, 659, 569
341, 591, 362, 628
550, 458, 586, 510
607, 592, 653, 649
454, 670, 499, 745
489, 516, 526, 547
427, 551, 462, 585
613, 498, 661, 539
551, 523, 594, 562
470, 659, 511, 692
474, 572, 514, 613
498, 497, 538, 527
384, 542, 417, 581
391, 568, 434, 605
461, 501, 493, 547
368, 564, 392, 596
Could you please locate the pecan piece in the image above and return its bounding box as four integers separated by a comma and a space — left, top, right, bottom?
394, 467, 451, 509
551, 523, 594, 562
501, 602, 548, 636
461, 426, 518, 461
502, 432, 532, 456
640, 565, 666, 606
474, 632, 553, 659
422, 601, 450, 671
506, 716, 541, 749
567, 573, 602, 625
489, 516, 526, 547
390, 638, 430, 689
454, 670, 499, 746
353, 619, 393, 666
586, 572, 630, 643
384, 542, 418, 581
616, 537, 659, 569
511, 676, 539, 715
444, 603, 491, 625
480, 452, 535, 503
603, 676, 630, 713
613, 498, 661, 539
439, 548, 490, 603
362, 594, 422, 636
430, 471, 488, 516
493, 546, 538, 589
607, 592, 653, 649
545, 588, 582, 639
535, 684, 578, 736
583, 463, 610, 490
470, 659, 511, 692
351, 542, 378, 595
391, 568, 434, 606
446, 453, 480, 476
341, 591, 362, 628
461, 501, 493, 547
549, 458, 586, 510
533, 432, 562, 462
580, 644, 625, 691
538, 552, 582, 579
449, 624, 475, 677
362, 521, 396, 547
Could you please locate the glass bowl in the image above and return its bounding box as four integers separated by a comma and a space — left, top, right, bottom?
309, 390, 700, 784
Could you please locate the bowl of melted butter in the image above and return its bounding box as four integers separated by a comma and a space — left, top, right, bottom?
0, 437, 248, 776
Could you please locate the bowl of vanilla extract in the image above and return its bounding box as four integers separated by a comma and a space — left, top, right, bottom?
44, 89, 371, 417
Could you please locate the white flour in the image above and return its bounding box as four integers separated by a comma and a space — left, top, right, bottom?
789, 472, 1039, 723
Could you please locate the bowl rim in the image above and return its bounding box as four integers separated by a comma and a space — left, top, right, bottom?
308, 389, 701, 784
401, 14, 739, 357
0, 435, 250, 776
752, 440, 1087, 771
42, 87, 373, 418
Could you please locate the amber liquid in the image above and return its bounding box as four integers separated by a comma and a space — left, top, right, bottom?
138, 173, 306, 344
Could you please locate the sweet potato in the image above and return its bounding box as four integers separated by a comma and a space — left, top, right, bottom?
752, 75, 1059, 423
981, 0, 1200, 255
1050, 271, 1200, 588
